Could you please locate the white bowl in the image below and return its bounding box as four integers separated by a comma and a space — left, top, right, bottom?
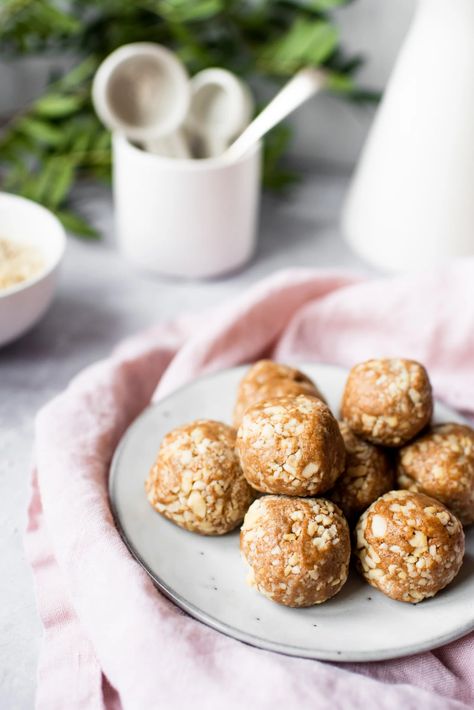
0, 192, 66, 347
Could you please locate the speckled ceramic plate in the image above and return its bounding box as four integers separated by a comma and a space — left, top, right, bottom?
109, 363, 474, 662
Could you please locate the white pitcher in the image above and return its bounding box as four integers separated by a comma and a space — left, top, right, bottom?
342, 0, 474, 271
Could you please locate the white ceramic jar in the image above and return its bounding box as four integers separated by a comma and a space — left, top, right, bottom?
113, 135, 262, 278
343, 0, 474, 271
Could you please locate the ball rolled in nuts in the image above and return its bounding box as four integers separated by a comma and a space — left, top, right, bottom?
341, 358, 433, 446
237, 394, 346, 496
355, 490, 464, 603
146, 419, 254, 535
397, 423, 474, 526
233, 360, 325, 427
329, 421, 394, 523
241, 495, 350, 607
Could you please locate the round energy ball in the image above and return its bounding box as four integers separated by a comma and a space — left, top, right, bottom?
233, 359, 325, 427
237, 394, 346, 496
145, 419, 254, 535
397, 423, 474, 526
355, 490, 465, 603
240, 495, 350, 607
341, 358, 433, 446
329, 421, 394, 523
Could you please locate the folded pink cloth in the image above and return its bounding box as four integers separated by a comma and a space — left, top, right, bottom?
25, 263, 474, 710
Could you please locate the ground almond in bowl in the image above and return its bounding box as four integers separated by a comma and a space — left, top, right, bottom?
0, 237, 44, 291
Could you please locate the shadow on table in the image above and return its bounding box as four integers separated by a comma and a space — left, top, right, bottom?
0, 290, 124, 367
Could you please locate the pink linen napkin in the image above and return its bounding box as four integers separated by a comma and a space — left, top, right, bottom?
25, 263, 474, 710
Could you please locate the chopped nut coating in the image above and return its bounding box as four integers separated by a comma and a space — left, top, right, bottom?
233, 360, 325, 427
397, 423, 474, 526
241, 496, 350, 607
355, 490, 464, 603
146, 420, 255, 535
237, 394, 345, 496
341, 358, 433, 446
329, 421, 394, 522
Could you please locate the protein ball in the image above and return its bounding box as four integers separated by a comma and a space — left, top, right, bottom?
355, 490, 464, 603
145, 420, 255, 535
397, 423, 474, 526
233, 360, 325, 427
341, 358, 433, 446
240, 495, 350, 607
329, 421, 394, 523
237, 394, 346, 496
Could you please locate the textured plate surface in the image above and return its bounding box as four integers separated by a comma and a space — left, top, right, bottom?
109, 363, 474, 661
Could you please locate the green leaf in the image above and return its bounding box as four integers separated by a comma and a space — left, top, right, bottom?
348, 88, 382, 104
263, 167, 299, 191
18, 117, 63, 146
23, 162, 57, 203
325, 71, 354, 94
57, 210, 100, 239
264, 122, 293, 169
68, 130, 92, 156
333, 53, 365, 76
57, 56, 99, 90
34, 2, 81, 34
88, 165, 112, 184
8, 156, 73, 207
34, 94, 84, 118
92, 130, 112, 152
262, 122, 298, 191
47, 158, 76, 208
0, 131, 36, 160
289, 0, 349, 11
260, 18, 338, 74
156, 0, 223, 22
2, 160, 30, 190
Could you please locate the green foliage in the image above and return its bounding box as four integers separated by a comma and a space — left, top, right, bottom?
260, 19, 339, 74
263, 123, 299, 191
0, 0, 371, 238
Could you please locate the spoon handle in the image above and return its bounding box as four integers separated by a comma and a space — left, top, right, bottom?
225, 68, 326, 162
